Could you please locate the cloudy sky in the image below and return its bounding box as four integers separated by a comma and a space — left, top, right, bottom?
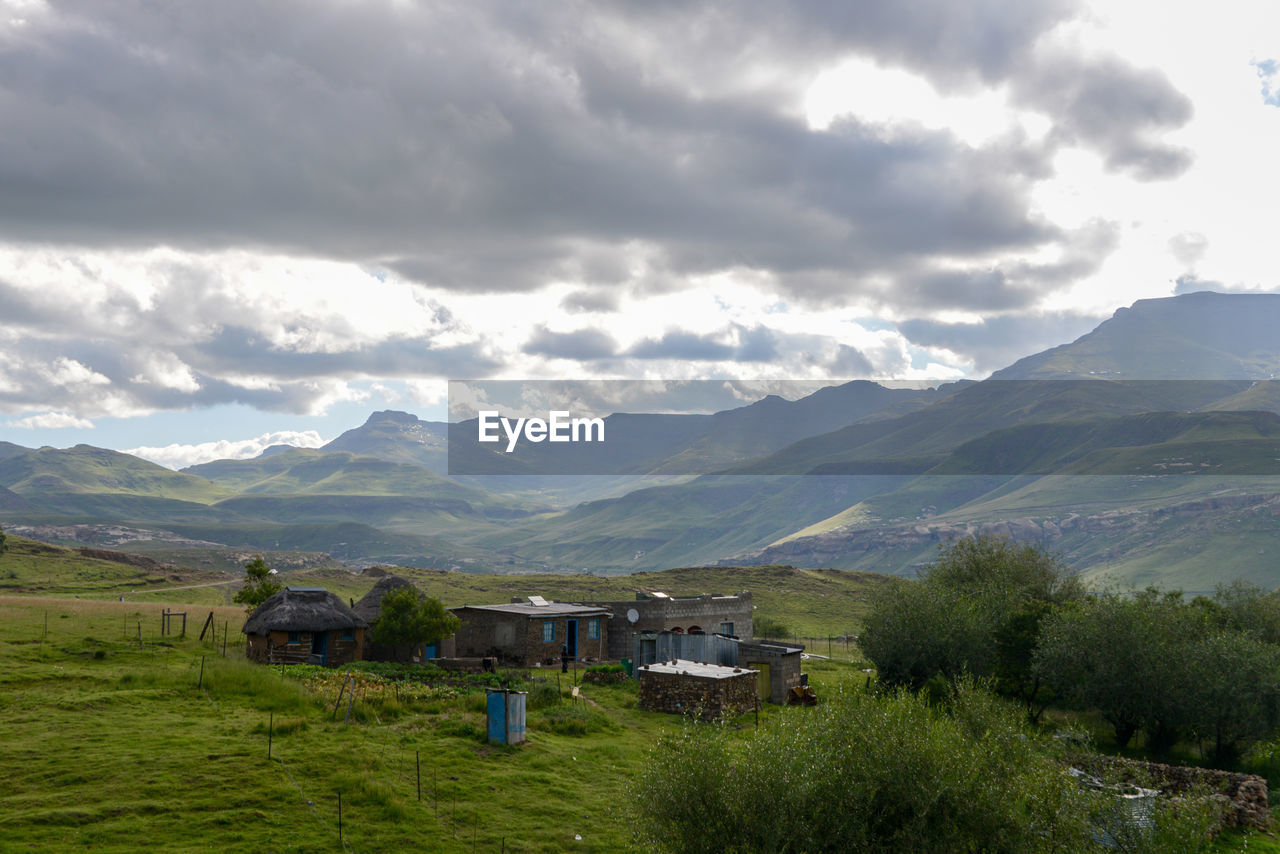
2, 0, 1279, 467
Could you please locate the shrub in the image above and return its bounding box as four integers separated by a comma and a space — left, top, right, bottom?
631, 681, 1222, 853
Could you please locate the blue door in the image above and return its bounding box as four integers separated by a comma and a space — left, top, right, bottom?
565, 619, 578, 658
487, 691, 507, 743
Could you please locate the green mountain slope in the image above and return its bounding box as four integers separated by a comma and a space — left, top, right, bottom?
0, 445, 234, 504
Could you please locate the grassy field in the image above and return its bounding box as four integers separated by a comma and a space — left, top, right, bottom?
0, 533, 892, 638
0, 595, 866, 853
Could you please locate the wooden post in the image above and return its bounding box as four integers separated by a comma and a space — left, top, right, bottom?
222, 621, 228, 657
137, 621, 142, 648
181, 612, 187, 638
267, 712, 273, 760
416, 750, 421, 801
198, 656, 205, 690
332, 672, 350, 720
199, 611, 215, 641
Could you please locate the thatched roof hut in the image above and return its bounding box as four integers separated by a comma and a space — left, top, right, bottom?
352, 574, 456, 663
244, 587, 368, 634
352, 574, 417, 624
242, 587, 369, 666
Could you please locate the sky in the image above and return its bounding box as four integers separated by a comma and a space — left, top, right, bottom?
1, 0, 1278, 468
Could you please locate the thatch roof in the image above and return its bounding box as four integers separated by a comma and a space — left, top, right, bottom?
352, 575, 418, 623
243, 587, 369, 635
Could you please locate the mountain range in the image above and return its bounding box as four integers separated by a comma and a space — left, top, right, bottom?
3, 290, 1280, 591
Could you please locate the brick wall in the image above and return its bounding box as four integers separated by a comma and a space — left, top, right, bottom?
739, 642, 804, 704
638, 667, 759, 720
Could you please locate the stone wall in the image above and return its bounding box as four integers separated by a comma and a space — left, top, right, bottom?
1073, 754, 1270, 831
637, 666, 759, 720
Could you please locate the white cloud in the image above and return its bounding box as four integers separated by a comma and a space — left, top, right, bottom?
6, 410, 94, 430
123, 430, 327, 470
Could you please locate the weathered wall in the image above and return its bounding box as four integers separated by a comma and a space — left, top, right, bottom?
595, 593, 753, 659
738, 641, 804, 704
637, 668, 758, 720
245, 629, 364, 667
1073, 754, 1270, 831
454, 610, 608, 666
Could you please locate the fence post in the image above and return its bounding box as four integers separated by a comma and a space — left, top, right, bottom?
198, 656, 205, 690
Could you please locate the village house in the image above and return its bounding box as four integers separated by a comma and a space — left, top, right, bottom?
587, 590, 754, 660
242, 587, 367, 667
352, 574, 456, 663
451, 597, 610, 666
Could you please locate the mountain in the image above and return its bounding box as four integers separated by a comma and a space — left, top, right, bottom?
994, 291, 1280, 380
322, 410, 450, 470
446, 380, 944, 476
0, 445, 234, 505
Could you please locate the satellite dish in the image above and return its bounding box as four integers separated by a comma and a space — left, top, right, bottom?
626, 608, 639, 624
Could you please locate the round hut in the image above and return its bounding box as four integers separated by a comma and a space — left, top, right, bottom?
353, 574, 454, 663
243, 587, 368, 666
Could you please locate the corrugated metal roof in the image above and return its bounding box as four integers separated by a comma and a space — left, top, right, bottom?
453, 602, 611, 617
637, 659, 757, 679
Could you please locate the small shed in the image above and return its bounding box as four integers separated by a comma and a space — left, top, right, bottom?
738, 640, 805, 705
451, 598, 610, 666
637, 659, 758, 720
352, 575, 456, 663
243, 587, 367, 667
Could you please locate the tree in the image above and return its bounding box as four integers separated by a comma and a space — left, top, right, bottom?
0, 523, 6, 558
233, 556, 282, 612
1035, 590, 1203, 752
860, 535, 1082, 715
371, 587, 459, 654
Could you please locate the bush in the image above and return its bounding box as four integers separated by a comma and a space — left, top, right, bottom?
527, 680, 562, 709
631, 681, 1221, 853
752, 615, 792, 640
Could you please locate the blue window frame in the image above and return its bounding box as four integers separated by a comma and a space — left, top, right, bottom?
342, 628, 355, 641
719, 622, 734, 635
287, 631, 302, 645
542, 620, 555, 643
587, 618, 600, 639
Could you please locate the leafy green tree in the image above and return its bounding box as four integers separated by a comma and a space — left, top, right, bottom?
860, 535, 1082, 715
1035, 590, 1202, 751
233, 556, 282, 613
1184, 630, 1280, 764
371, 586, 459, 655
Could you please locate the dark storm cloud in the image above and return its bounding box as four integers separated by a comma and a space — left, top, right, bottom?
1011, 51, 1194, 180
899, 312, 1103, 373
524, 327, 620, 360
626, 325, 780, 363
560, 289, 622, 314
0, 0, 1190, 306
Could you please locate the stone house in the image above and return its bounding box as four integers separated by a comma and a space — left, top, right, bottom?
588, 590, 753, 660
451, 597, 610, 666
243, 587, 367, 666
637, 659, 759, 719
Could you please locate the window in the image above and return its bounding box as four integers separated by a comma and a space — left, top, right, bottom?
719, 622, 734, 636
542, 620, 555, 643
587, 618, 600, 639
287, 631, 302, 645
342, 628, 355, 641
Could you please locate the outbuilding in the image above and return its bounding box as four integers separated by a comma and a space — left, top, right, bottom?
243, 587, 367, 666
637, 659, 759, 720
